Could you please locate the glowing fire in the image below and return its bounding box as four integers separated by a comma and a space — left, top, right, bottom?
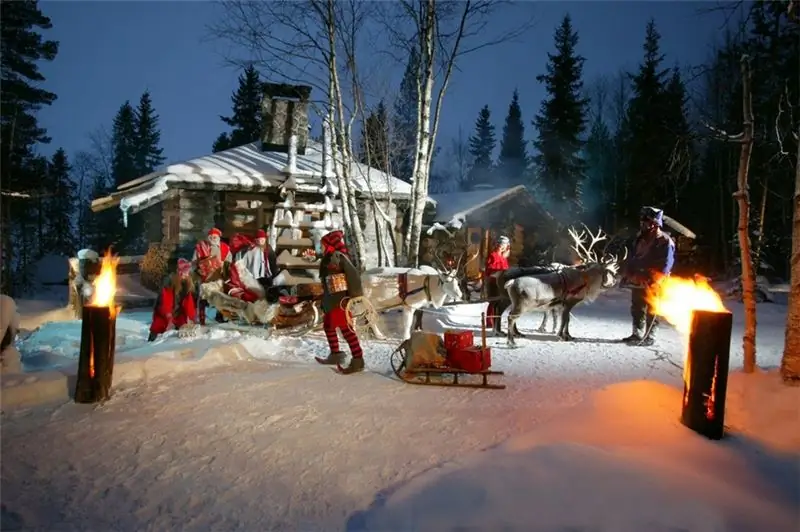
645, 274, 726, 335
646, 274, 727, 411
89, 250, 119, 310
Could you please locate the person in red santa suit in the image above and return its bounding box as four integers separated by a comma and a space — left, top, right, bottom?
192, 227, 232, 325
484, 235, 511, 334
313, 230, 366, 374
148, 259, 197, 342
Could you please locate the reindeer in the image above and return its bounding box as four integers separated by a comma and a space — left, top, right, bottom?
504, 226, 627, 346
361, 248, 476, 340
492, 262, 571, 336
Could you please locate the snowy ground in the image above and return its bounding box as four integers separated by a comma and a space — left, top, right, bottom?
2, 288, 798, 531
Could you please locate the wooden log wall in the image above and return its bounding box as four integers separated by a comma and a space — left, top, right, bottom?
177, 190, 219, 247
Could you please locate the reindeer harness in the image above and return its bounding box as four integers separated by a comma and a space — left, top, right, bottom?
397, 272, 433, 306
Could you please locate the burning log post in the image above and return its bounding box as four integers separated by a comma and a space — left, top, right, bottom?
681, 310, 733, 440
75, 305, 118, 403
74, 251, 120, 404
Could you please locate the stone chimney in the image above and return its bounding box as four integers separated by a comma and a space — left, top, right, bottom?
261, 83, 311, 155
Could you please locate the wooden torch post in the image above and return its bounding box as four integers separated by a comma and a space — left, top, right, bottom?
74, 305, 119, 404
681, 309, 733, 440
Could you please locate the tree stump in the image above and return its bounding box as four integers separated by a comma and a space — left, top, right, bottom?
74, 305, 118, 404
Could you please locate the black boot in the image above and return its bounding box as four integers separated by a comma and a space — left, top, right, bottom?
147, 332, 158, 342
315, 351, 344, 365
621, 318, 645, 344
338, 356, 365, 374
639, 315, 658, 347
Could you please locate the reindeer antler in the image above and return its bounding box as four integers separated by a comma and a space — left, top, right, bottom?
432, 247, 451, 273
568, 225, 608, 264
453, 249, 479, 275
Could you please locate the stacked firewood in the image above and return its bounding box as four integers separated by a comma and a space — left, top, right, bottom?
140, 242, 175, 292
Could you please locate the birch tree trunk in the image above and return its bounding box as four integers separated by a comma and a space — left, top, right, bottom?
322, 0, 366, 268
734, 55, 757, 374
780, 130, 800, 384
403, 0, 437, 267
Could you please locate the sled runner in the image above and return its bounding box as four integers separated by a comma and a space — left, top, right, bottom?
389, 326, 506, 390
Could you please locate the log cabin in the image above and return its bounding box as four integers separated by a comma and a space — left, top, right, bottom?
421, 185, 562, 279
91, 83, 411, 286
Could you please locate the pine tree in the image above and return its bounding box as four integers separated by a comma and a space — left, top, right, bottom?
213, 65, 265, 152
359, 101, 389, 172
584, 118, 616, 227
465, 105, 496, 190
618, 19, 671, 222
110, 102, 139, 252
212, 132, 231, 153
497, 89, 528, 186
532, 13, 589, 219
391, 48, 419, 182
42, 148, 76, 255
659, 67, 694, 215
134, 90, 165, 175
0, 0, 59, 293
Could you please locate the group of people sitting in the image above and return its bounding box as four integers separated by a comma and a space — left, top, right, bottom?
147, 227, 281, 341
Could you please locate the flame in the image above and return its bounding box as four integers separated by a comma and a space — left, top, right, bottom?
89, 250, 119, 312
645, 274, 726, 335
646, 274, 727, 408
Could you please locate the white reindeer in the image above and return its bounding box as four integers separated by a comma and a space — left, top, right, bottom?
504, 226, 626, 346
361, 249, 475, 340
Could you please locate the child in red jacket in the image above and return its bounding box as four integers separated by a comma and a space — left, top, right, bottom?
484, 235, 510, 332
148, 259, 197, 341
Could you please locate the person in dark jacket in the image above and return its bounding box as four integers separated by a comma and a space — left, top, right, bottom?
314, 230, 366, 374
148, 259, 197, 342
621, 206, 676, 346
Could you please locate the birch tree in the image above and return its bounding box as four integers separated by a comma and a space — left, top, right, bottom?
706, 55, 757, 373
782, 134, 800, 383
380, 0, 534, 266
208, 0, 374, 267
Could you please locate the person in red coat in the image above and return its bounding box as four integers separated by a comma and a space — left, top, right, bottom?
484, 235, 511, 333
192, 227, 232, 325
148, 259, 197, 342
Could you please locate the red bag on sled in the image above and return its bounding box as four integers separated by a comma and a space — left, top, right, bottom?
444, 329, 474, 351
447, 346, 492, 373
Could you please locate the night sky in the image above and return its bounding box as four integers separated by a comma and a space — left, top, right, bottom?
38, 1, 729, 165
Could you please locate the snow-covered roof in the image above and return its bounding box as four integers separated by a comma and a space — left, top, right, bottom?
92, 140, 411, 215
428, 185, 539, 225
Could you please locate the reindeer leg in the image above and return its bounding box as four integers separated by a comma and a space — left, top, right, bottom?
413, 308, 424, 332
550, 308, 559, 334
400, 308, 415, 341
506, 305, 521, 348
536, 311, 548, 333
557, 303, 576, 341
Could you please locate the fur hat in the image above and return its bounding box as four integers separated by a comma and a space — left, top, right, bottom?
640, 206, 664, 227
208, 228, 222, 238
255, 229, 267, 240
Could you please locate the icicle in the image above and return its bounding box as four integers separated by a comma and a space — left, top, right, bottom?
121, 206, 129, 228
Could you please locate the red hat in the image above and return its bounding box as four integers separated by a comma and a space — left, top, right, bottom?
320, 230, 348, 256
256, 229, 267, 239
177, 258, 192, 276
208, 228, 222, 237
